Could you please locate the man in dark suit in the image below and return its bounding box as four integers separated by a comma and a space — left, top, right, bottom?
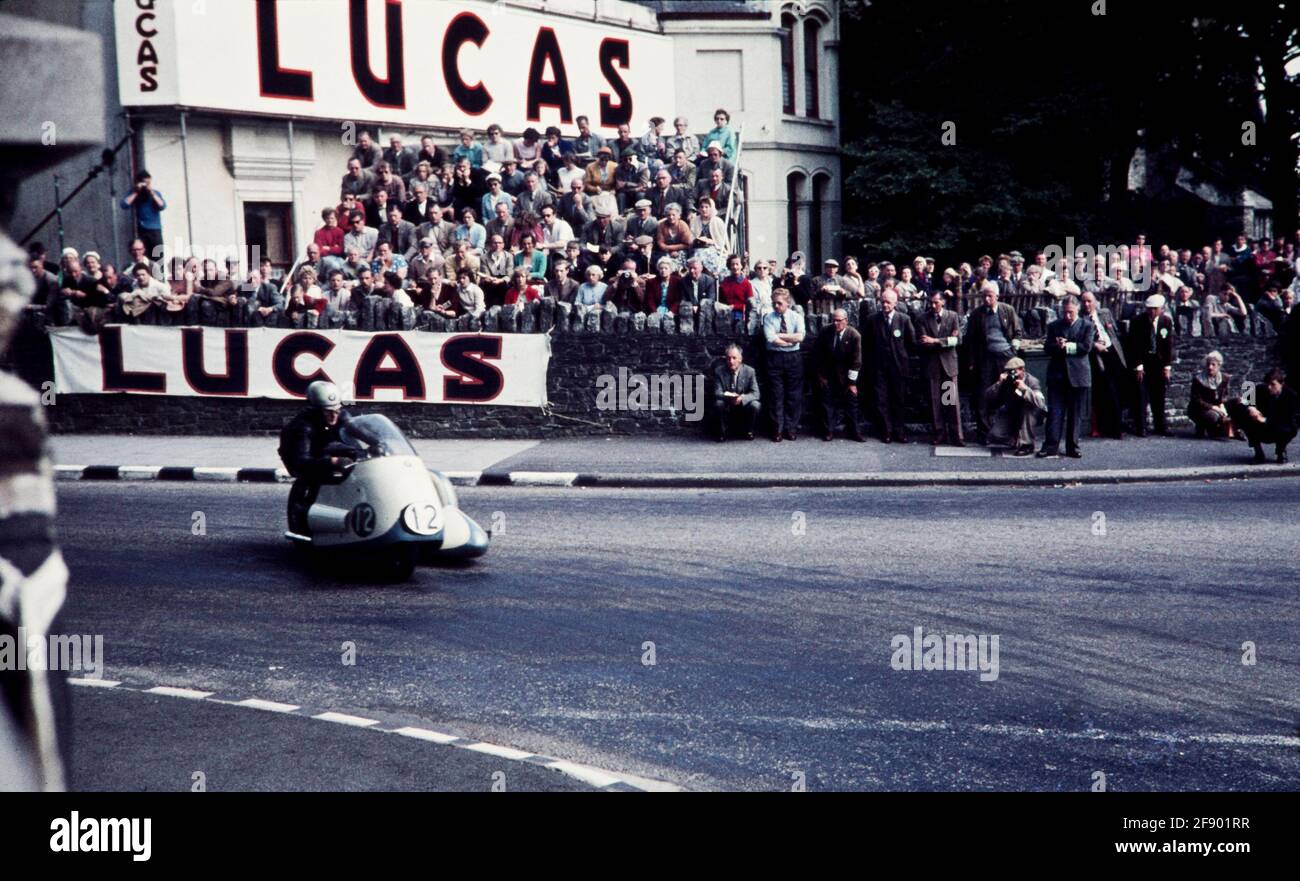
1227, 368, 1298, 463
710, 344, 761, 441
814, 308, 866, 441
864, 289, 915, 442
1038, 295, 1096, 458
681, 258, 717, 304
915, 290, 963, 445
1125, 293, 1175, 436
962, 280, 1022, 443
647, 169, 691, 220
1080, 291, 1127, 439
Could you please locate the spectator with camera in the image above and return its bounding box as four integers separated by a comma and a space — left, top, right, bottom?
120, 170, 167, 262
984, 357, 1046, 456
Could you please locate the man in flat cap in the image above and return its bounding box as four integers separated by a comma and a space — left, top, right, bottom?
810, 258, 844, 315
626, 198, 659, 242
1124, 293, 1175, 436
984, 356, 1046, 455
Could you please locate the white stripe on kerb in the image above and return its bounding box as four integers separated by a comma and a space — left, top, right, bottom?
68, 678, 121, 688
392, 726, 460, 744
508, 471, 578, 486
54, 466, 85, 480
144, 686, 213, 699
462, 742, 535, 760
234, 698, 301, 714
119, 466, 163, 480
193, 467, 241, 482
313, 711, 381, 727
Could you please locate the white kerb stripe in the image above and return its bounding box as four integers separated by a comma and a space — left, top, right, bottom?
392, 726, 460, 744
235, 698, 301, 713
313, 711, 381, 727
145, 686, 214, 699
508, 472, 578, 486
193, 467, 241, 482
462, 742, 535, 760
68, 678, 121, 688
54, 466, 85, 480
119, 466, 164, 479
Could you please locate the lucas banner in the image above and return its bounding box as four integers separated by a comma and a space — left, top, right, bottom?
49, 326, 550, 407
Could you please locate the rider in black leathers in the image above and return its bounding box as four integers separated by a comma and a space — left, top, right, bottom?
279, 380, 354, 533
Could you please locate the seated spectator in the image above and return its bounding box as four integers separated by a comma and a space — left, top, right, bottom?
537, 204, 574, 267
351, 130, 381, 168
363, 187, 392, 228
648, 168, 691, 221
453, 207, 487, 253
286, 265, 325, 320
335, 192, 364, 231
638, 117, 668, 171
573, 265, 608, 307
583, 145, 618, 196
378, 204, 418, 260
321, 268, 360, 326
451, 158, 487, 215
430, 163, 456, 217
625, 198, 659, 242
195, 257, 244, 326
514, 127, 543, 165
666, 118, 700, 167
380, 270, 413, 309
444, 240, 481, 286
1172, 282, 1201, 336
496, 157, 525, 196
1188, 350, 1235, 439
693, 167, 732, 213
571, 115, 605, 161
604, 259, 644, 311
557, 152, 583, 193
405, 181, 434, 225
1202, 283, 1248, 336
546, 260, 579, 302
653, 203, 694, 272
1227, 368, 1298, 463
480, 174, 515, 223
540, 126, 572, 183
372, 161, 407, 204
480, 124, 512, 168
509, 211, 543, 253
452, 129, 485, 168
688, 197, 729, 276
418, 268, 455, 317
515, 233, 547, 281
699, 108, 737, 161
681, 256, 718, 305
581, 204, 627, 252
415, 135, 447, 174
382, 134, 417, 178
667, 149, 697, 190
1256, 283, 1286, 334
559, 176, 595, 230
340, 158, 374, 200
710, 344, 761, 442
642, 257, 686, 315
119, 263, 172, 322
479, 234, 513, 306
984, 356, 1046, 456
614, 152, 650, 213
369, 241, 408, 281
407, 237, 444, 284
453, 268, 486, 318
244, 268, 284, 326
417, 203, 457, 254
517, 171, 554, 218
314, 208, 345, 261
485, 199, 515, 246
60, 255, 113, 333
504, 266, 542, 306
698, 143, 735, 190
718, 254, 753, 315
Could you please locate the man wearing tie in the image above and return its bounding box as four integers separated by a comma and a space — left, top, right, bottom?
916, 290, 964, 445
1124, 293, 1175, 436
814, 308, 866, 441
1038, 295, 1096, 458
864, 288, 915, 442
709, 344, 761, 442
762, 288, 806, 441
1080, 291, 1127, 439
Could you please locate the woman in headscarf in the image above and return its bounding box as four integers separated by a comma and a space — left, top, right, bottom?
1187, 350, 1235, 439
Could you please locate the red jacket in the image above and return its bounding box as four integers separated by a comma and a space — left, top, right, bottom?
504, 283, 542, 305
719, 275, 752, 311
642, 275, 685, 314
314, 225, 345, 257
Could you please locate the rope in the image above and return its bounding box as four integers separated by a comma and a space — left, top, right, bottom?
540, 402, 611, 430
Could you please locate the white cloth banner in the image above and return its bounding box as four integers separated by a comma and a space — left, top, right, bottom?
50, 326, 549, 407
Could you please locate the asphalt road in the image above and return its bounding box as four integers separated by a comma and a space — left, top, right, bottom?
54, 479, 1300, 791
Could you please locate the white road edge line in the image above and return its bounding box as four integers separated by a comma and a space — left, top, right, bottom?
508, 471, 578, 486
69, 680, 678, 792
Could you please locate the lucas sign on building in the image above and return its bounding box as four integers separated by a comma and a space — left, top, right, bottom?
116, 0, 674, 133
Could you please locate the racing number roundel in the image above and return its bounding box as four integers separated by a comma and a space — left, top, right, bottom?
349, 503, 377, 537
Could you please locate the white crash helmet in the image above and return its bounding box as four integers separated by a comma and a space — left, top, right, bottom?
306, 380, 342, 410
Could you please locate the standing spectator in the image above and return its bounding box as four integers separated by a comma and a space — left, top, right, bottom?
916, 289, 964, 445
984, 357, 1046, 455
539, 204, 575, 270
478, 234, 513, 306
699, 109, 737, 161
964, 280, 1022, 443
710, 344, 761, 442
780, 253, 813, 310
314, 208, 345, 260
1125, 293, 1175, 437
814, 308, 866, 442
763, 289, 806, 441
1187, 351, 1235, 439
120, 170, 166, 262
809, 258, 845, 315
1080, 290, 1127, 439
864, 289, 915, 443
1227, 368, 1298, 463
352, 130, 381, 168
749, 259, 774, 314
1256, 283, 1286, 334
1037, 296, 1096, 458
719, 254, 754, 315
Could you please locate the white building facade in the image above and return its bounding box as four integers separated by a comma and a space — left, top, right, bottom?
12, 0, 841, 272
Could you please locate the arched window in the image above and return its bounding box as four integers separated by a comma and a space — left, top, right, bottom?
781, 14, 796, 115
803, 19, 821, 118
787, 171, 805, 256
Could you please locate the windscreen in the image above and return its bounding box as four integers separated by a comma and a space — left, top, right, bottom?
337, 414, 418, 460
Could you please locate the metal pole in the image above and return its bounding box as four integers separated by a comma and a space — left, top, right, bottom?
179, 111, 195, 254
52, 175, 65, 260
287, 119, 298, 259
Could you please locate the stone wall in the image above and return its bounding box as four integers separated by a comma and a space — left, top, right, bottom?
10, 299, 1289, 438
